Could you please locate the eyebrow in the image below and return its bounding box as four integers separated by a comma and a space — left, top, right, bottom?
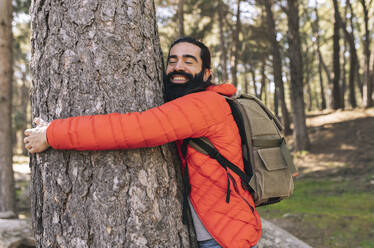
167, 54, 199, 62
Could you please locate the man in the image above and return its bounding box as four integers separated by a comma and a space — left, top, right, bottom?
24, 37, 261, 248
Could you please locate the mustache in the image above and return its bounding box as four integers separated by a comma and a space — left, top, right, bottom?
166, 70, 194, 81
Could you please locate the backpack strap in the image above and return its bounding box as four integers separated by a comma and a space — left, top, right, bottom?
181, 139, 191, 224
189, 138, 253, 196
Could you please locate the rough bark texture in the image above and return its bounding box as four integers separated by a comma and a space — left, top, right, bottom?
286, 0, 310, 151
0, 0, 16, 214
30, 0, 192, 247
263, 0, 291, 135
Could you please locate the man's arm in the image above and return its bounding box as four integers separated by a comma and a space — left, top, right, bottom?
25, 91, 228, 152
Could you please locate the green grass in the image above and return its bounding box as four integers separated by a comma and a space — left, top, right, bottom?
258, 178, 374, 248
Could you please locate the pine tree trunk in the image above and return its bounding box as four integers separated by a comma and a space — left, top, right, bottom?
218, 0, 228, 82
260, 58, 267, 102
178, 0, 185, 37
30, 0, 192, 247
250, 66, 258, 97
360, 0, 373, 107
332, 0, 342, 110
0, 0, 16, 214
263, 0, 291, 135
286, 0, 310, 151
231, 0, 241, 88
312, 4, 327, 110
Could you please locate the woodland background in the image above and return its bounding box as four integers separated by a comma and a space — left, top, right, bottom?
0, 0, 374, 247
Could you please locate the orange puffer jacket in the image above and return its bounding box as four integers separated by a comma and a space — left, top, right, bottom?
46, 84, 262, 247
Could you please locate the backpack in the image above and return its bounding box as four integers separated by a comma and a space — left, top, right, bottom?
185, 94, 298, 207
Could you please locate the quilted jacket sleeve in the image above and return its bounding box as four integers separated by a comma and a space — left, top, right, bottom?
46, 91, 229, 150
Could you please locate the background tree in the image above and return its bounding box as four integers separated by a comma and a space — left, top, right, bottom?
230, 0, 242, 87
30, 0, 193, 247
261, 0, 291, 135
285, 0, 310, 151
12, 0, 32, 156
178, 0, 185, 37
331, 0, 342, 109
0, 0, 16, 214
359, 0, 373, 107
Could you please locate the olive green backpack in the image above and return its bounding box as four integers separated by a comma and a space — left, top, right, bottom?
187, 94, 298, 207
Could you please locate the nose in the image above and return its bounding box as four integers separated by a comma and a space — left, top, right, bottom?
174, 60, 185, 71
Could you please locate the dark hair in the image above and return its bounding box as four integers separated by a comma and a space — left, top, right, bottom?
168, 37, 212, 72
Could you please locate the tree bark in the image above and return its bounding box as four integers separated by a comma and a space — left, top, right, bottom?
259, 58, 267, 102
231, 0, 241, 88
332, 0, 342, 110
312, 3, 327, 110
262, 0, 291, 135
30, 0, 192, 247
0, 0, 16, 214
177, 0, 185, 37
286, 0, 310, 151
338, 0, 358, 108
360, 0, 373, 107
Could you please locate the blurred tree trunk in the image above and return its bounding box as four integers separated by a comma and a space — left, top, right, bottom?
341, 2, 347, 110
360, 0, 373, 107
286, 0, 310, 151
336, 0, 358, 108
30, 0, 193, 247
0, 0, 16, 214
231, 0, 241, 87
249, 65, 259, 97
218, 0, 228, 82
312, 4, 327, 110
332, 0, 342, 110
259, 58, 267, 102
305, 51, 313, 112
178, 0, 185, 37
20, 73, 30, 156
262, 0, 291, 135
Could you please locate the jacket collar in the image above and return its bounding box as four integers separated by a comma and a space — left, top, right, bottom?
206, 84, 237, 97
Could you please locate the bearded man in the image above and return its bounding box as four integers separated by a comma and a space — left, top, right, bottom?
24, 37, 261, 248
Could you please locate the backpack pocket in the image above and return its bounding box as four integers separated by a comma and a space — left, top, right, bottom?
250, 147, 294, 206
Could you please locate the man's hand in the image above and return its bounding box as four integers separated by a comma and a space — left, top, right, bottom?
24, 118, 50, 153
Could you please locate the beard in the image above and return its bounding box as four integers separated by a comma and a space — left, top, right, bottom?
164, 70, 211, 102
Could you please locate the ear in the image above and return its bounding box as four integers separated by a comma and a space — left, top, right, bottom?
203, 68, 211, 82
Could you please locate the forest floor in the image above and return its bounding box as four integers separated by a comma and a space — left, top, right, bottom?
12, 107, 374, 248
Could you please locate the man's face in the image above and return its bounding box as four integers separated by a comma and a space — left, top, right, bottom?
166, 42, 210, 84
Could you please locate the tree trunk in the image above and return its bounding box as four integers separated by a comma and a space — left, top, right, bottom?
313, 4, 327, 110
177, 0, 185, 37
263, 0, 291, 135
250, 65, 259, 97
332, 0, 342, 110
341, 3, 347, 110
360, 0, 373, 107
286, 0, 310, 151
218, 0, 228, 82
305, 57, 313, 112
0, 0, 16, 214
30, 0, 192, 247
259, 58, 267, 102
20, 73, 30, 156
231, 0, 241, 88
336, 0, 358, 108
